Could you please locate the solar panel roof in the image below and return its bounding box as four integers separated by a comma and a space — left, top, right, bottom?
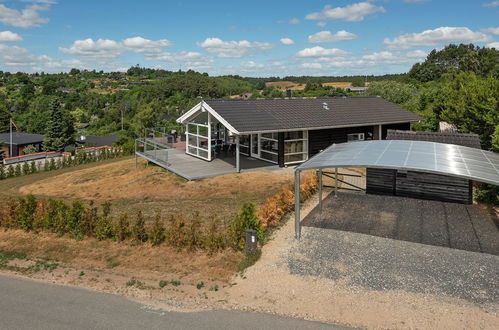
296, 140, 499, 186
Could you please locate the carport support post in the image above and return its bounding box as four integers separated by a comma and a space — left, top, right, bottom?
334, 167, 338, 197
235, 135, 240, 172
318, 169, 323, 213
294, 170, 301, 240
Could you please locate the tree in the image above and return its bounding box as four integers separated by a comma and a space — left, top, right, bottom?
23, 144, 36, 155
409, 44, 499, 82
0, 106, 9, 133
43, 98, 75, 152
365, 81, 418, 105
435, 72, 499, 150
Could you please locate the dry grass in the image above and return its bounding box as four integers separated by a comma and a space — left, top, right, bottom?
0, 157, 296, 285
322, 82, 352, 89
265, 81, 306, 91
12, 158, 294, 222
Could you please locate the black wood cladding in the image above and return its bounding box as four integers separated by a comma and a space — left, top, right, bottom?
366, 168, 472, 204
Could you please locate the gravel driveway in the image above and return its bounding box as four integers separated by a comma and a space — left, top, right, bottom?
302, 192, 498, 255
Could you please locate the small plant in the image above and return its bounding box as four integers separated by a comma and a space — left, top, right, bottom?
131, 211, 148, 243
159, 280, 168, 288
209, 285, 219, 292
170, 280, 181, 286
115, 212, 130, 241
79, 271, 85, 277
106, 262, 120, 269
149, 213, 166, 246
196, 281, 205, 290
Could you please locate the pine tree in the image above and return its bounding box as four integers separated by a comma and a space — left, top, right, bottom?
131, 210, 148, 243
43, 99, 75, 152
0, 164, 5, 180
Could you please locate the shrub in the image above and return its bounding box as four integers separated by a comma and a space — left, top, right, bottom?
131, 211, 148, 243
94, 204, 114, 240
166, 214, 186, 247
14, 164, 21, 176
206, 217, 226, 252
187, 212, 203, 249
230, 203, 265, 250
49, 158, 56, 171
17, 195, 38, 231
7, 165, 14, 178
115, 212, 131, 241
0, 164, 5, 180
22, 162, 30, 175
80, 201, 98, 236
67, 201, 85, 236
29, 161, 37, 174
149, 214, 166, 246
475, 183, 499, 206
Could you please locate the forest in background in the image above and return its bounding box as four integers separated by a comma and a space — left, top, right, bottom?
0, 43, 497, 153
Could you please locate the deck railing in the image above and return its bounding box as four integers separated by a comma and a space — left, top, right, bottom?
135, 137, 170, 167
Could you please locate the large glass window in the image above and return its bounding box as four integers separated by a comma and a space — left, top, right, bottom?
239, 135, 249, 154
186, 120, 210, 161
260, 132, 278, 164
284, 130, 308, 164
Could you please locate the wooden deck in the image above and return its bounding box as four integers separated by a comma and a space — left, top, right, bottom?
136, 147, 278, 180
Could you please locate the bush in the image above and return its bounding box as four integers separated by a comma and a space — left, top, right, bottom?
115, 212, 130, 241
14, 164, 21, 176
17, 195, 38, 231
475, 184, 499, 206
0, 164, 5, 180
149, 214, 166, 246
166, 214, 186, 247
80, 201, 98, 236
22, 162, 30, 175
230, 203, 265, 250
94, 204, 114, 240
131, 211, 148, 243
67, 201, 85, 237
206, 217, 227, 252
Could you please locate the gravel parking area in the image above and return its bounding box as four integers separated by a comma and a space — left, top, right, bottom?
288, 226, 499, 304
302, 192, 499, 255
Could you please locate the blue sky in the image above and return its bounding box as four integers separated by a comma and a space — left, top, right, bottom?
0, 0, 498, 76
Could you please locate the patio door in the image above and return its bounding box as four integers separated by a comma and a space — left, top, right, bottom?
251, 134, 260, 158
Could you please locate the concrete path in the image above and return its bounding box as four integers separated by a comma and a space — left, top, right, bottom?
0, 274, 344, 330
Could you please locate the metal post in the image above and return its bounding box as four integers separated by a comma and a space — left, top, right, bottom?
294, 170, 301, 240
334, 167, 338, 197
9, 119, 13, 157
319, 169, 323, 213
235, 135, 240, 172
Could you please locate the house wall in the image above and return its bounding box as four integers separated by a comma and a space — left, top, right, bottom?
366, 168, 472, 204
308, 125, 375, 156
18, 143, 42, 156
0, 144, 10, 158
381, 123, 410, 139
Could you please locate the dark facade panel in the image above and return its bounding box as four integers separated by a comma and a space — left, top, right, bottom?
366, 168, 396, 195
381, 123, 410, 139
366, 168, 472, 204
308, 125, 375, 156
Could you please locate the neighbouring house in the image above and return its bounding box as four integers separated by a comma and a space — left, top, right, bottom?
365, 129, 483, 204
0, 132, 44, 157
346, 86, 368, 93
176, 97, 422, 170
76, 135, 119, 147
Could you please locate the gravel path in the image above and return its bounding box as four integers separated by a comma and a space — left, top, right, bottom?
288, 226, 499, 304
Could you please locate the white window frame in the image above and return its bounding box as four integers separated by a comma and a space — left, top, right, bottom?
185, 113, 211, 161
259, 133, 278, 164
284, 130, 308, 165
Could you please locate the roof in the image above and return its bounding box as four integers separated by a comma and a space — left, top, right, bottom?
0, 132, 45, 145
296, 140, 499, 186
183, 97, 422, 134
76, 135, 119, 146
386, 130, 482, 149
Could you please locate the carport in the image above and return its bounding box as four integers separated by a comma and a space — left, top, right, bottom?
294, 140, 499, 244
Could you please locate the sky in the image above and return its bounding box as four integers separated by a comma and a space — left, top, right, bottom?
0, 0, 498, 77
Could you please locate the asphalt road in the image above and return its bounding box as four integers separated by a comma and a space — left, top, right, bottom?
0, 274, 345, 330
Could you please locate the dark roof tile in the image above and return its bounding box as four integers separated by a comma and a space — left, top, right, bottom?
386, 130, 482, 149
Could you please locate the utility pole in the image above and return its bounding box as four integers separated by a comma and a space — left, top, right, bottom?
9, 118, 12, 157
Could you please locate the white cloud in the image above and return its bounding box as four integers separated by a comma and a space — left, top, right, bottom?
145, 51, 214, 70
317, 21, 327, 27
0, 30, 23, 42
280, 38, 295, 45
60, 38, 123, 59
306, 2, 386, 22
197, 37, 274, 58
296, 46, 350, 58
483, 27, 499, 35
122, 36, 172, 54
301, 62, 322, 69
361, 50, 427, 64
0, 44, 38, 68
308, 30, 358, 43
289, 18, 300, 24
0, 3, 50, 28
486, 41, 499, 49
384, 27, 493, 50
483, 1, 499, 7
